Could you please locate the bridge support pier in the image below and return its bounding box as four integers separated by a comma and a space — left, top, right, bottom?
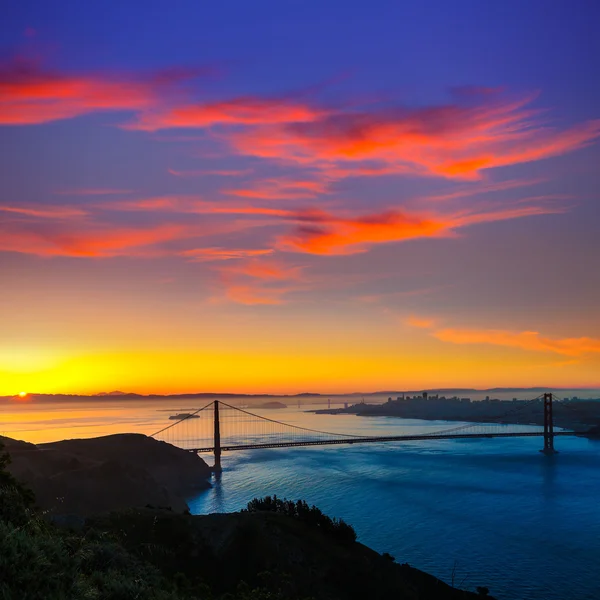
213, 400, 222, 471
540, 393, 558, 455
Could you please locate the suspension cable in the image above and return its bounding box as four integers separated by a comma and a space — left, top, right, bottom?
218, 401, 367, 438
150, 400, 215, 437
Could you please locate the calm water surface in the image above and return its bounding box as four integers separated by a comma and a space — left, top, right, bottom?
189, 407, 600, 600
2, 397, 599, 599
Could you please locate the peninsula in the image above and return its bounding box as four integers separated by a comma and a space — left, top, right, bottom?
314, 393, 600, 432
1, 433, 211, 515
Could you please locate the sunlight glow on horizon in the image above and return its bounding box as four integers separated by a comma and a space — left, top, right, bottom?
1, 2, 599, 395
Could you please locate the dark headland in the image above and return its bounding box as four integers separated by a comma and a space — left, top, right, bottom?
0, 433, 494, 599
1, 433, 211, 515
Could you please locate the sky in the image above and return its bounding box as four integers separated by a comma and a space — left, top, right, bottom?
1, 0, 600, 395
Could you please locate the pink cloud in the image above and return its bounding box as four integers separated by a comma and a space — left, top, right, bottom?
130, 97, 325, 130
168, 168, 252, 177
0, 204, 87, 218
227, 94, 600, 180
213, 256, 306, 305
0, 220, 191, 257
182, 247, 274, 261
4, 59, 597, 184
220, 282, 292, 305
54, 188, 134, 196
224, 178, 330, 200
0, 58, 200, 125
275, 201, 565, 255
405, 316, 436, 329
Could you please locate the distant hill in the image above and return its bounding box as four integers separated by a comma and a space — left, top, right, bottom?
256, 401, 287, 409
1, 386, 597, 404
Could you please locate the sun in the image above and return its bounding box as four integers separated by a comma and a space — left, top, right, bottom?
18, 391, 27, 398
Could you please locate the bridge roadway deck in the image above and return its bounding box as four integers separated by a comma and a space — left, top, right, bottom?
189, 430, 577, 453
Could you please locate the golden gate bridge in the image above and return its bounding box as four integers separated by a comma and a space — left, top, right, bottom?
151, 393, 589, 470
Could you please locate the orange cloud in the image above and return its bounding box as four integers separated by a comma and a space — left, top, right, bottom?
168, 168, 252, 177
131, 97, 324, 130
213, 256, 305, 305
278, 209, 448, 255
54, 188, 134, 196
222, 259, 303, 281
105, 195, 294, 220
406, 316, 436, 329
104, 191, 566, 256
433, 328, 600, 357
228, 94, 600, 179
182, 247, 274, 261
224, 178, 329, 200
0, 204, 87, 218
0, 220, 189, 258
221, 282, 292, 305
0, 58, 198, 125
276, 201, 563, 255
5, 60, 597, 183
421, 178, 546, 203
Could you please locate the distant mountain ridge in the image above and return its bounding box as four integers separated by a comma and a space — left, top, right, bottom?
1, 386, 597, 403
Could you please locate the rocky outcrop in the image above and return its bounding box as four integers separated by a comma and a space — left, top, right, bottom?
1, 433, 210, 516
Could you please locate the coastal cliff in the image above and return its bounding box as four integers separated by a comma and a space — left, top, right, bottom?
1, 433, 211, 515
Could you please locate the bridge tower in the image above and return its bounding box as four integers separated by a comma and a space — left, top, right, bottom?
213, 400, 222, 471
540, 392, 557, 455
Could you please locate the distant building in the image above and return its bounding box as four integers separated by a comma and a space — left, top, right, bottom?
423, 392, 428, 400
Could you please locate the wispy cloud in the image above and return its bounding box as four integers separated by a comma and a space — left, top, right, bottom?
5, 59, 597, 183
224, 177, 329, 200
0, 221, 189, 258
434, 328, 600, 357
182, 247, 274, 261
405, 317, 600, 357
0, 58, 203, 125
220, 282, 295, 305
276, 201, 565, 255
54, 188, 134, 196
0, 204, 87, 218
97, 189, 568, 256
213, 257, 306, 305
405, 315, 436, 329
227, 93, 600, 180
168, 168, 252, 177
420, 178, 546, 203
129, 97, 325, 130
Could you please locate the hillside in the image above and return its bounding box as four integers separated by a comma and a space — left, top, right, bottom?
88, 507, 492, 599
1, 433, 211, 515
0, 438, 493, 599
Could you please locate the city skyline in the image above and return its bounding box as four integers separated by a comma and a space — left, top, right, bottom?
2, 1, 600, 394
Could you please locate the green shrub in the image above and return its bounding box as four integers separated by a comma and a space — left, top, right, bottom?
244, 496, 357, 544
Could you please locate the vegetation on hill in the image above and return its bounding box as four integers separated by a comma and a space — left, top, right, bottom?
0, 441, 492, 599
244, 495, 357, 544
